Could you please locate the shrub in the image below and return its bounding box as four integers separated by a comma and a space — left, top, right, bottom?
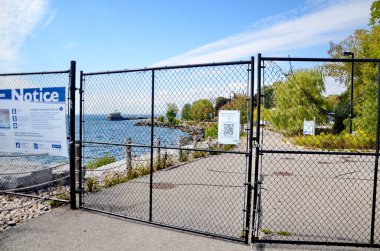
192, 151, 208, 159
85, 177, 100, 192
48, 192, 70, 208
292, 130, 375, 150
103, 171, 132, 188
87, 154, 116, 170
179, 149, 189, 162
157, 115, 165, 123
166, 103, 179, 125
205, 123, 218, 139
222, 144, 235, 151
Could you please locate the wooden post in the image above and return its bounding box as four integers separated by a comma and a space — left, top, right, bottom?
207, 136, 211, 149
125, 138, 132, 174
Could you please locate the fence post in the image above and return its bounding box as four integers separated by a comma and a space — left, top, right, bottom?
370, 63, 380, 245
149, 70, 155, 222
156, 138, 161, 170
125, 138, 132, 174
69, 60, 77, 210
244, 56, 254, 244
78, 70, 84, 208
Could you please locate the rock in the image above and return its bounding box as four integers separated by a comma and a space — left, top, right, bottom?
7, 221, 16, 226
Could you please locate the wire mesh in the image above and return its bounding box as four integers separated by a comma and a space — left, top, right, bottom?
255, 58, 380, 245
0, 72, 71, 201
80, 62, 253, 240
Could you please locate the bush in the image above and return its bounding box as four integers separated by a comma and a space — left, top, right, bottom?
179, 149, 189, 162
157, 115, 165, 123
292, 130, 375, 150
87, 154, 116, 170
85, 177, 100, 192
166, 103, 179, 125
205, 123, 218, 139
222, 144, 235, 151
191, 99, 215, 122
192, 151, 208, 159
48, 192, 70, 208
103, 171, 134, 188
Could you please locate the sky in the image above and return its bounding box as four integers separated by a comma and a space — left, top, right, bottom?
0, 0, 374, 74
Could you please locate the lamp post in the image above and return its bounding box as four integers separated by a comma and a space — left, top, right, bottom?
343, 51, 354, 134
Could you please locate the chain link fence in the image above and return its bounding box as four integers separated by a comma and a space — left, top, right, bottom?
253, 56, 380, 247
79, 61, 254, 242
0, 70, 73, 213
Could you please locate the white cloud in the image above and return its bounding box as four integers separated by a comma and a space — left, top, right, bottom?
0, 0, 48, 72
152, 0, 372, 67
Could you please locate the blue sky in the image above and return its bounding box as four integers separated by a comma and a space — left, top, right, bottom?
0, 0, 373, 73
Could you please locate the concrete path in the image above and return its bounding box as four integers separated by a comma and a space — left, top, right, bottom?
0, 206, 249, 251
0, 206, 377, 251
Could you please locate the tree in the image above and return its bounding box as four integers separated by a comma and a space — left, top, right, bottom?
190, 99, 214, 122
268, 69, 327, 134
166, 103, 179, 125
262, 84, 275, 109
215, 96, 229, 112
181, 103, 192, 121
220, 94, 249, 124
370, 0, 380, 26
325, 5, 380, 136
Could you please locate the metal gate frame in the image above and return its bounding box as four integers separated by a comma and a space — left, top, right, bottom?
0, 61, 76, 208
77, 59, 255, 244
252, 54, 380, 248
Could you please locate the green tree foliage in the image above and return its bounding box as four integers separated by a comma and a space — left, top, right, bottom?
268, 69, 327, 134
181, 103, 192, 121
215, 96, 229, 112
166, 103, 179, 125
332, 92, 350, 134
370, 0, 380, 26
326, 7, 380, 136
262, 84, 275, 109
190, 99, 215, 122
220, 94, 249, 124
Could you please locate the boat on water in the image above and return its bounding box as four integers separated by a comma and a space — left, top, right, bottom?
107, 111, 124, 121
108, 111, 150, 121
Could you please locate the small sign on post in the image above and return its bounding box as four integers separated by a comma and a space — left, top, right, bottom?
218, 110, 240, 145
303, 118, 316, 136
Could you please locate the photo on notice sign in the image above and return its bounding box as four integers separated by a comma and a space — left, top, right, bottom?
0, 109, 10, 129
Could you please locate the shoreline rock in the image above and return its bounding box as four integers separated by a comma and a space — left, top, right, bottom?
134, 119, 205, 140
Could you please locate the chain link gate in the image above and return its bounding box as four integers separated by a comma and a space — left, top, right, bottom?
78, 60, 255, 243
252, 54, 380, 248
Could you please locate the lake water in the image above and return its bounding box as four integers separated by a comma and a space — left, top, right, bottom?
81, 114, 190, 163
0, 115, 189, 167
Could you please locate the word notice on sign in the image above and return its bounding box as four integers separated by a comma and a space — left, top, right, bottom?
0, 87, 68, 157
218, 110, 240, 145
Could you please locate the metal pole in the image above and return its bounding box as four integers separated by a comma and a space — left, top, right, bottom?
349, 53, 354, 134
370, 63, 380, 245
244, 57, 254, 244
251, 54, 262, 242
78, 70, 84, 208
149, 70, 155, 222
69, 61, 77, 209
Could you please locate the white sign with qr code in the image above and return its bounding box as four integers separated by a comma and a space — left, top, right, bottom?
218, 110, 240, 145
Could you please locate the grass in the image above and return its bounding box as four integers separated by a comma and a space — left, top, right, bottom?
48, 192, 70, 208
260, 228, 272, 235
276, 230, 291, 236
192, 151, 208, 159
87, 154, 116, 170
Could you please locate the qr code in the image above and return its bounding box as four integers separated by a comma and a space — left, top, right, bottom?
223, 123, 234, 138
